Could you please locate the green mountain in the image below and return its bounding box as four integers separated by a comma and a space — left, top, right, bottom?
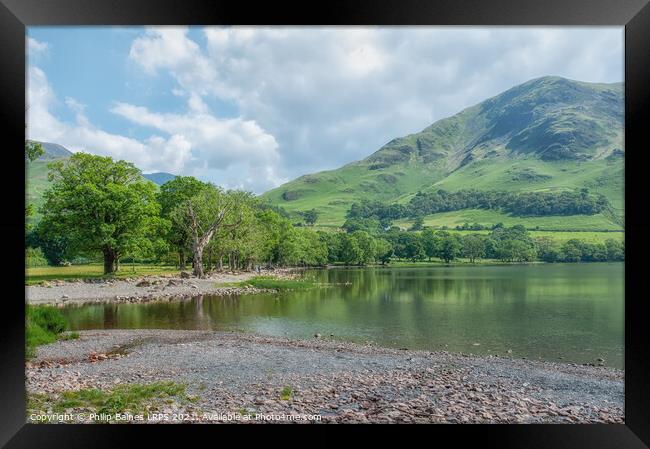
262, 76, 624, 229
142, 172, 177, 185
26, 142, 72, 225
34, 141, 73, 160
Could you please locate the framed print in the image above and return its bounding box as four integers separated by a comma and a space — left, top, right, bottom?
1, 0, 649, 447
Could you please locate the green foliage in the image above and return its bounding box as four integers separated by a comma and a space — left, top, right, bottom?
26, 247, 49, 267
277, 226, 328, 266
261, 77, 623, 228
350, 188, 610, 222
25, 305, 69, 358
420, 228, 439, 260
561, 239, 584, 262
280, 386, 293, 401
29, 381, 190, 419
40, 153, 165, 274
375, 238, 393, 265
409, 216, 424, 231
303, 208, 319, 226
438, 232, 462, 263
395, 209, 621, 233
229, 276, 317, 291
26, 263, 180, 285
158, 176, 210, 266
27, 220, 71, 265
462, 234, 486, 263
26, 321, 56, 349
341, 217, 382, 234
25, 141, 45, 230
27, 306, 67, 335
604, 238, 625, 261
339, 233, 363, 265
25, 141, 44, 162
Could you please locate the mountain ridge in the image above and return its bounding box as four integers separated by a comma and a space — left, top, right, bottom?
261, 76, 624, 226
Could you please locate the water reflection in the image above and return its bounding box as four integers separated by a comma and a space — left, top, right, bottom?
61, 263, 624, 368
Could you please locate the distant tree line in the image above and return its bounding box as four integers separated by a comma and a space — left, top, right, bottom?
26, 153, 623, 274
346, 188, 610, 223
338, 224, 624, 264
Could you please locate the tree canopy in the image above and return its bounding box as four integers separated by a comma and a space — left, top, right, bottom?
40, 153, 166, 273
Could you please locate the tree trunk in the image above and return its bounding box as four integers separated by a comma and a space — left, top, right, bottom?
207, 247, 213, 271
218, 255, 223, 271
178, 249, 186, 270
114, 258, 119, 272
103, 248, 116, 275
193, 243, 205, 278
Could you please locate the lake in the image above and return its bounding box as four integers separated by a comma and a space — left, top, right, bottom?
60, 263, 624, 368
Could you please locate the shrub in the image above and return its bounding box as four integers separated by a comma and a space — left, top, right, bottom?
26, 247, 49, 267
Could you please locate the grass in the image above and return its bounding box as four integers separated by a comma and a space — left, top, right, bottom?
218, 276, 318, 291
429, 229, 624, 244
261, 114, 623, 229
393, 209, 622, 232
25, 305, 76, 358
25, 263, 181, 285
279, 386, 293, 401
28, 381, 194, 421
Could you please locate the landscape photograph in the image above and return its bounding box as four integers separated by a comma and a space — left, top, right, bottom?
25, 26, 624, 424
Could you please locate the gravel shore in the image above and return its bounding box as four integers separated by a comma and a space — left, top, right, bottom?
26, 329, 624, 424
26, 269, 297, 305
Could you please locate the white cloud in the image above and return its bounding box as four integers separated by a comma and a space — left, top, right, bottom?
110, 101, 281, 182
127, 27, 623, 184
27, 64, 282, 192
27, 37, 49, 55
27, 66, 193, 175
28, 27, 624, 194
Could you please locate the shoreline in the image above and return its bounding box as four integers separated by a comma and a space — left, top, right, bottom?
26, 262, 623, 306
26, 329, 623, 424
26, 269, 301, 306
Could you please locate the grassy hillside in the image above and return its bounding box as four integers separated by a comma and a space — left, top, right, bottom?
262, 76, 624, 230
393, 209, 621, 232
439, 229, 623, 244
26, 159, 54, 225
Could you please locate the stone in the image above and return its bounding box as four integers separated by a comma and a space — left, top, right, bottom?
180, 272, 192, 279
136, 280, 151, 287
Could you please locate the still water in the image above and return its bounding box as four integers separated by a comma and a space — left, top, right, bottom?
61, 263, 624, 368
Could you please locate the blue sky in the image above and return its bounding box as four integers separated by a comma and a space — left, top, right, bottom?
27, 27, 623, 193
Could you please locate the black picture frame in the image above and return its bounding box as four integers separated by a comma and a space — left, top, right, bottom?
2, 0, 649, 446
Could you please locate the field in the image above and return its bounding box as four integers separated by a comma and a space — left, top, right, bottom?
25, 263, 180, 285
393, 209, 622, 232
445, 229, 624, 244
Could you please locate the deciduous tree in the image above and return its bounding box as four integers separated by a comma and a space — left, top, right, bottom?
41, 153, 163, 274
